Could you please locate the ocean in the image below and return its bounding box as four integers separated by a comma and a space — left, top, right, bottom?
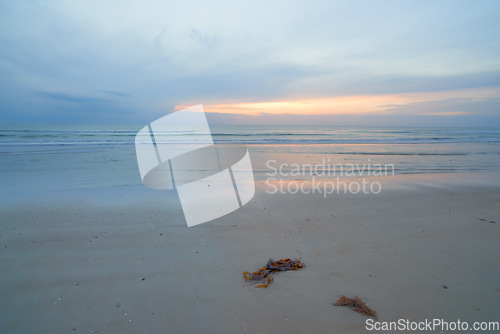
1, 125, 500, 192
2, 124, 500, 146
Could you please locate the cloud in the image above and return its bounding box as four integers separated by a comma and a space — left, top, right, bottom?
0, 90, 137, 124
380, 97, 500, 117
34, 91, 115, 104
422, 111, 469, 116
0, 0, 499, 124
198, 86, 500, 116
97, 90, 130, 97
189, 28, 218, 49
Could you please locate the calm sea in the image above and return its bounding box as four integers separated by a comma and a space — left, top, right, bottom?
1, 124, 500, 146
1, 125, 499, 192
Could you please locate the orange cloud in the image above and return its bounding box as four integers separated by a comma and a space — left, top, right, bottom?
176, 86, 500, 116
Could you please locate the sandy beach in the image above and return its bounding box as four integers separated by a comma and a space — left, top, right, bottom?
3, 0, 500, 332
1, 167, 499, 333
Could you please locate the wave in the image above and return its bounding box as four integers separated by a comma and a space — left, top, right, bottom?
211, 133, 334, 136
0, 140, 133, 146
214, 138, 500, 144
2, 137, 500, 146
326, 152, 471, 156
2, 126, 500, 145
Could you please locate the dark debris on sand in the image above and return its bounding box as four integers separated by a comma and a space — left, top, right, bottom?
333, 296, 377, 319
243, 258, 305, 288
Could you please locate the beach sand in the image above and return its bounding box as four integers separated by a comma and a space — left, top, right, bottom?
1, 171, 499, 333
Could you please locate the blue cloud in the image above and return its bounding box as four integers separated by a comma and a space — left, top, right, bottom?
97, 90, 130, 97
34, 91, 115, 104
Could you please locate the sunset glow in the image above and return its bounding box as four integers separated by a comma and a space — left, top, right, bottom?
1, 1, 499, 126
176, 86, 500, 117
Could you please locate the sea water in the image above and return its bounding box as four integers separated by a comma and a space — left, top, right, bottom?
1, 124, 499, 192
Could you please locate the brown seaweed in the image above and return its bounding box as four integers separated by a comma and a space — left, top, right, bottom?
333, 296, 377, 319
243, 258, 304, 288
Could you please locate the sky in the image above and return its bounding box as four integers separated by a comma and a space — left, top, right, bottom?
0, 0, 499, 126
